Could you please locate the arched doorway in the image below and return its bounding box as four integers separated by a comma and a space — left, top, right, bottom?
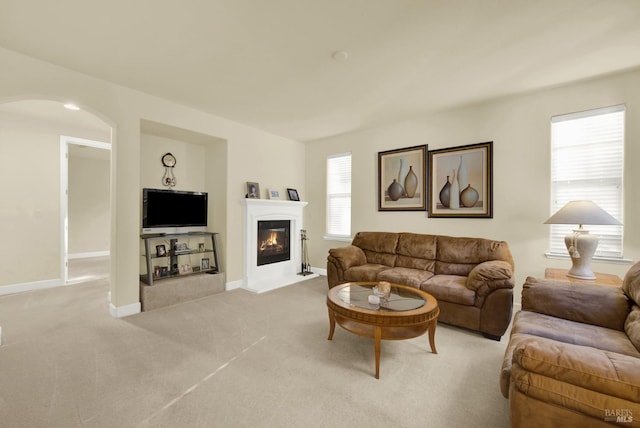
0, 99, 112, 294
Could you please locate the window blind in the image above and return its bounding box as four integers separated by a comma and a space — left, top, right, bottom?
549, 105, 624, 258
326, 152, 352, 238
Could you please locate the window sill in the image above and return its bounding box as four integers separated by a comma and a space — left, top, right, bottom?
544, 253, 633, 265
324, 235, 352, 242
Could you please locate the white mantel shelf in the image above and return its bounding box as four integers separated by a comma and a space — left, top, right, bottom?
242, 198, 317, 293
243, 198, 308, 208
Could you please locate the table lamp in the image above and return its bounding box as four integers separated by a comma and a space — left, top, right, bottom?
544, 200, 621, 280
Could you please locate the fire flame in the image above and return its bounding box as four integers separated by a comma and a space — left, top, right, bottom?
259, 231, 279, 250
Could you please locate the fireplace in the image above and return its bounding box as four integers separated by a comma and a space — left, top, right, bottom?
241, 199, 316, 293
257, 220, 290, 266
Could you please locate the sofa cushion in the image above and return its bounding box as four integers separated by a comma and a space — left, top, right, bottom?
421, 275, 475, 306
394, 233, 437, 271
377, 267, 434, 288
623, 261, 640, 305
626, 305, 640, 353
343, 264, 390, 283
522, 277, 630, 331
435, 235, 513, 276
351, 232, 398, 267
512, 311, 640, 358
512, 338, 640, 417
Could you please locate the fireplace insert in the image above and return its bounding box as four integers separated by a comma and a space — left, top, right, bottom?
257, 220, 291, 266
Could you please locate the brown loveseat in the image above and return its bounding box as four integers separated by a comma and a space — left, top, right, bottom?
500, 262, 640, 427
327, 231, 515, 340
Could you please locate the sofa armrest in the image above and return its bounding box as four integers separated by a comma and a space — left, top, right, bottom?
328, 245, 367, 271
466, 260, 514, 297
513, 338, 640, 403
522, 277, 630, 330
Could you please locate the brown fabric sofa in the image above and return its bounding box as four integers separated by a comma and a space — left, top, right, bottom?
500, 262, 640, 427
327, 231, 515, 340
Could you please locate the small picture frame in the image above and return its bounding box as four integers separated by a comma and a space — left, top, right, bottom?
153, 266, 161, 279
160, 266, 169, 277
198, 243, 205, 252
179, 264, 193, 274
287, 188, 300, 201
156, 244, 166, 257
201, 258, 210, 270
174, 242, 188, 252
268, 189, 280, 200
246, 182, 260, 199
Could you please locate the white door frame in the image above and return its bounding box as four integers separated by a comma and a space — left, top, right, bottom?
60, 136, 111, 284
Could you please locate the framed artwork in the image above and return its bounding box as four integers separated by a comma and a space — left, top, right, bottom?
378, 145, 427, 211
155, 244, 166, 257
428, 141, 493, 218
201, 258, 210, 270
246, 182, 260, 199
287, 188, 300, 201
268, 189, 280, 200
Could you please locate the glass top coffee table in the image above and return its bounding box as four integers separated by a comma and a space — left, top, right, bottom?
326, 282, 439, 379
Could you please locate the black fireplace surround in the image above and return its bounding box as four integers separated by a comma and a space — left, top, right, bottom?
257, 220, 291, 266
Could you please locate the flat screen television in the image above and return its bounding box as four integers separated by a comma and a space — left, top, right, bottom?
142, 188, 208, 233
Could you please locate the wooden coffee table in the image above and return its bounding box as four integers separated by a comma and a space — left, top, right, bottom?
326, 282, 439, 379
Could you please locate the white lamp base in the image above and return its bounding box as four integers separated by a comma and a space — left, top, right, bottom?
564, 229, 598, 280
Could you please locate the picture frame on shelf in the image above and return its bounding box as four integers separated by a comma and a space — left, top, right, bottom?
287, 188, 300, 201
378, 145, 428, 211
160, 266, 169, 277
428, 141, 493, 218
246, 182, 260, 199
268, 189, 280, 200
201, 258, 210, 270
156, 244, 166, 257
198, 243, 205, 252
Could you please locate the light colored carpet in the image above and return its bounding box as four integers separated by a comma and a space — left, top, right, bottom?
0, 261, 510, 427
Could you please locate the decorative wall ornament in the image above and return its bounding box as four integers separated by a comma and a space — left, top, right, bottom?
161, 152, 177, 187
428, 141, 493, 218
378, 144, 428, 211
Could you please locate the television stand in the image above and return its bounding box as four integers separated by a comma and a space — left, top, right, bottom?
139, 232, 224, 311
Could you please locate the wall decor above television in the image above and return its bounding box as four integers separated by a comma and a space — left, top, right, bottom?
142, 188, 208, 233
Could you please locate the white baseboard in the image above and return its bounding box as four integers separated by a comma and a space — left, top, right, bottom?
0, 278, 63, 296
109, 302, 141, 318
225, 279, 243, 291
68, 251, 110, 260
312, 267, 327, 276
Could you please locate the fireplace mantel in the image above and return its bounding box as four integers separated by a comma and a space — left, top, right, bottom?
243, 199, 316, 293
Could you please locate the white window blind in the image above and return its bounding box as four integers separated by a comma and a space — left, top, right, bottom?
549, 105, 624, 258
326, 152, 352, 238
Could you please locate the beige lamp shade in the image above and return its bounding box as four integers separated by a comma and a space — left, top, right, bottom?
545, 200, 621, 280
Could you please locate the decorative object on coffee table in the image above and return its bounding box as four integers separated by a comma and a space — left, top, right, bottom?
544, 200, 622, 279
428, 141, 492, 218
378, 145, 427, 211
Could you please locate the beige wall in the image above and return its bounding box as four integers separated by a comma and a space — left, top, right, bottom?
68, 151, 110, 255
305, 68, 640, 301
0, 47, 304, 312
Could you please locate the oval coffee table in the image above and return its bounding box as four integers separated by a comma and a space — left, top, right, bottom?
327, 282, 439, 379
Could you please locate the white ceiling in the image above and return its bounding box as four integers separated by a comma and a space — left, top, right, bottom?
1, 0, 639, 142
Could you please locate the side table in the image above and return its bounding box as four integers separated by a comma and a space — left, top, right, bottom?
544, 268, 622, 287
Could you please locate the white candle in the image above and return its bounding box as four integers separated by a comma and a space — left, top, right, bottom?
368, 294, 380, 305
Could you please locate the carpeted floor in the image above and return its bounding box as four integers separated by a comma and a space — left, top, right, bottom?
0, 260, 510, 427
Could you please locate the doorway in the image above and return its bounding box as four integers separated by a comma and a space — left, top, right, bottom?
61, 136, 111, 284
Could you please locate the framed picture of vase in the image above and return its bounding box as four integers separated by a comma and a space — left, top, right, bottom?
428, 141, 493, 218
378, 145, 428, 211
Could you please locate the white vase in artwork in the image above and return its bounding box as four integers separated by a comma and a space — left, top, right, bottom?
457, 155, 468, 205
449, 169, 460, 209
397, 158, 408, 197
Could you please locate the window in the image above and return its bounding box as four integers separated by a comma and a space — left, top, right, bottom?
326, 152, 352, 239
549, 105, 624, 258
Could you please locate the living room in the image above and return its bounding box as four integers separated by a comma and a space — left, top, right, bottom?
1, 2, 639, 426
